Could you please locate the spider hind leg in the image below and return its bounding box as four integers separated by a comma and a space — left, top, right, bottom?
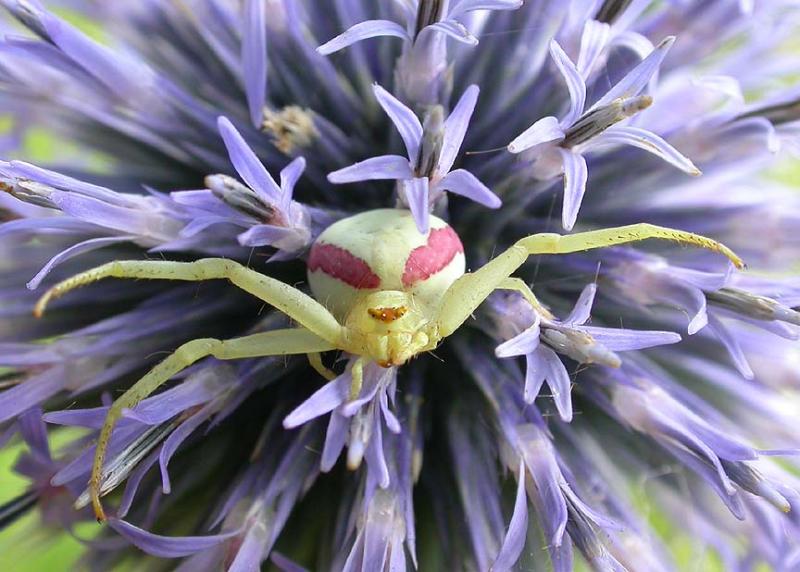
87, 328, 334, 522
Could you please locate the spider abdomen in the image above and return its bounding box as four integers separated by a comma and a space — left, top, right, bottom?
307, 209, 465, 320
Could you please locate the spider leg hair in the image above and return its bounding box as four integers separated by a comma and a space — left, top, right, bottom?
435, 223, 743, 337
87, 328, 334, 522
35, 259, 345, 344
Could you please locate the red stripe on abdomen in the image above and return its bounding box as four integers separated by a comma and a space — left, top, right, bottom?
402, 226, 463, 287
308, 242, 381, 289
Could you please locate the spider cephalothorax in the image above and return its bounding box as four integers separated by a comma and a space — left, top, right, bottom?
307, 209, 463, 367
34, 208, 743, 520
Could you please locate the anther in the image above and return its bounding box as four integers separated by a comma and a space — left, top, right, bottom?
205, 174, 276, 222
416, 106, 445, 177
563, 95, 652, 148
706, 287, 800, 325
736, 96, 800, 126
1, 178, 58, 209
594, 0, 635, 24
414, 0, 445, 38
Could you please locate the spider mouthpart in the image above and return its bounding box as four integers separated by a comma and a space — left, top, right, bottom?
368, 306, 408, 323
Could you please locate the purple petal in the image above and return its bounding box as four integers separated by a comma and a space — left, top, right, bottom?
328, 155, 413, 183
49, 193, 164, 239
341, 374, 382, 417
550, 40, 586, 127
558, 148, 588, 231
492, 459, 528, 572
228, 519, 269, 572
588, 126, 701, 175
590, 36, 675, 111
422, 20, 477, 45
122, 375, 224, 425
507, 116, 564, 154
439, 85, 480, 174
283, 374, 349, 429
660, 280, 709, 335
118, 450, 160, 518
610, 30, 655, 60
279, 157, 306, 201
44, 406, 109, 429
403, 177, 431, 234
18, 408, 51, 461
237, 224, 297, 247
6, 161, 136, 205
561, 485, 624, 533
521, 431, 568, 547
706, 314, 754, 379
108, 518, 240, 558
449, 0, 523, 19
566, 284, 597, 325
317, 20, 410, 56
320, 411, 348, 472
436, 169, 501, 208
387, 541, 406, 572
37, 9, 154, 100
655, 418, 736, 495
271, 552, 309, 572
217, 116, 282, 202
365, 416, 390, 489
159, 409, 212, 494
523, 351, 548, 403
0, 368, 63, 424
242, 0, 268, 127
379, 392, 401, 434
373, 84, 422, 161
576, 20, 610, 79
671, 265, 731, 292
27, 236, 133, 290
579, 326, 681, 351
541, 346, 573, 422
362, 511, 390, 571
496, 315, 541, 357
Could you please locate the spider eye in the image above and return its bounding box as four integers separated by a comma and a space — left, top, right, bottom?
368, 306, 408, 322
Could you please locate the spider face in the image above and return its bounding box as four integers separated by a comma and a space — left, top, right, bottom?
343, 290, 433, 367
307, 209, 464, 365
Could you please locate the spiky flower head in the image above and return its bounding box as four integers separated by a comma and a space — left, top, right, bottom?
2, 1, 800, 570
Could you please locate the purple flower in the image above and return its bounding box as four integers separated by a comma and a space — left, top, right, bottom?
317, 0, 522, 105
492, 283, 681, 421
170, 117, 316, 260
2, 0, 800, 570
507, 36, 700, 230
328, 83, 500, 232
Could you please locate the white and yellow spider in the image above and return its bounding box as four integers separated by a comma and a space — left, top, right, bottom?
35, 208, 743, 520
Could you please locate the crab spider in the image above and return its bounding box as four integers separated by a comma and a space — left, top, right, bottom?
35, 208, 743, 521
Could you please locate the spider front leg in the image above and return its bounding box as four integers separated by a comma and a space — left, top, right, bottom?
349, 356, 366, 400
435, 223, 743, 337
35, 259, 345, 345
496, 277, 554, 320
86, 328, 334, 522
307, 352, 337, 380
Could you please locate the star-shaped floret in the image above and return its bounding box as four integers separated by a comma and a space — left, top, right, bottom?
316, 0, 523, 55
508, 37, 701, 230
495, 283, 681, 421
328, 84, 500, 232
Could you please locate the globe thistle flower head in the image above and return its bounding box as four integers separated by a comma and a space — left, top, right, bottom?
1, 0, 800, 571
